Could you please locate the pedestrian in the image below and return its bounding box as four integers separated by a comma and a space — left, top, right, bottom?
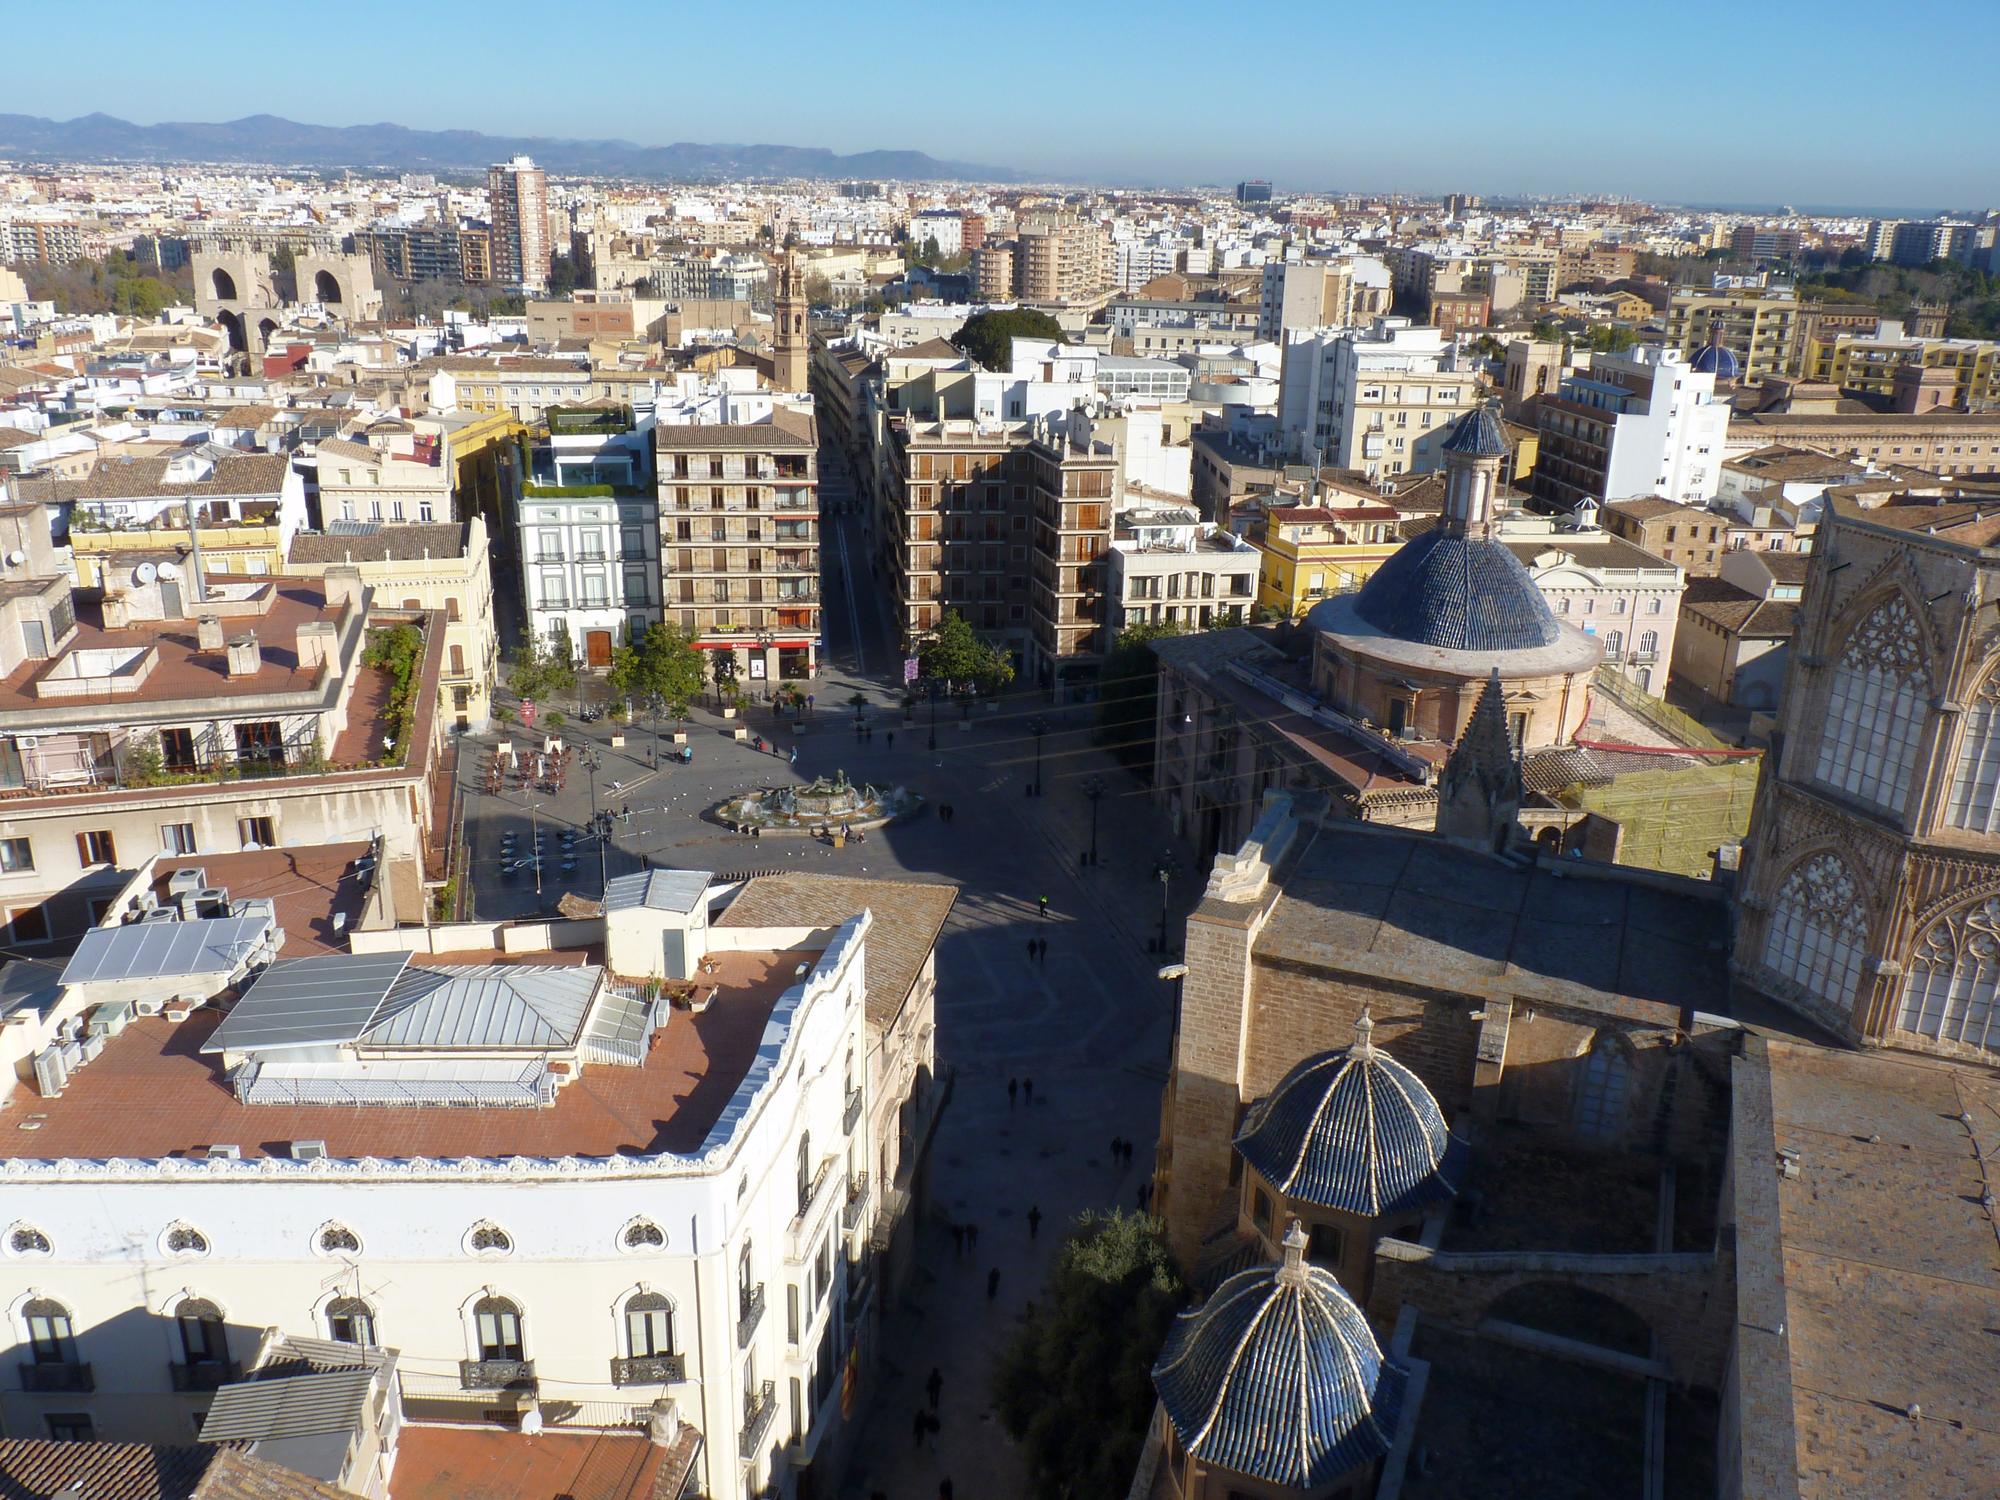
926, 1366, 943, 1413
951, 1223, 965, 1257
1036, 938, 1047, 966
887, 730, 895, 750
1124, 1139, 1136, 1166
1028, 1204, 1042, 1239
807, 694, 815, 713
1026, 937, 1037, 964
1023, 1077, 1034, 1105
939, 1480, 954, 1500
913, 1407, 927, 1448
790, 746, 799, 766
964, 1221, 978, 1251
1007, 1077, 1018, 1107
987, 1267, 1001, 1300
1038, 894, 1050, 918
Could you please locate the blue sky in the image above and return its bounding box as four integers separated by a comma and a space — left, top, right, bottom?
7, 0, 1995, 207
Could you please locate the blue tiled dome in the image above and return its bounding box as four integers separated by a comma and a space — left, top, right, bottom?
1690, 342, 1741, 381
1235, 1015, 1461, 1217
1440, 405, 1507, 456
1154, 1226, 1406, 1487
1352, 528, 1561, 652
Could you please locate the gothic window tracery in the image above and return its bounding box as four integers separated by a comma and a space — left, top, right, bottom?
1946, 669, 2000, 832
1896, 897, 2000, 1054
1814, 595, 1928, 815
1762, 852, 1869, 1015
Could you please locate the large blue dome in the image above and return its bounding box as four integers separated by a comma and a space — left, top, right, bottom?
1690, 341, 1741, 381
1351, 528, 1561, 653
1154, 1227, 1407, 1487
1235, 1016, 1461, 1217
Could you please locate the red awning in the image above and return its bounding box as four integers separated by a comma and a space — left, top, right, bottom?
695, 640, 814, 649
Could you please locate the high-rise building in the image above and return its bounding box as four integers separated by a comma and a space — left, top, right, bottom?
1235, 180, 1273, 205
1665, 287, 1801, 380
1530, 346, 1730, 511
1277, 318, 1477, 478
485, 155, 549, 292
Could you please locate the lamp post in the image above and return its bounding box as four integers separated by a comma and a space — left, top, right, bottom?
579, 747, 607, 892
1026, 715, 1049, 797
1081, 774, 1105, 866
1153, 851, 1176, 956
530, 802, 544, 905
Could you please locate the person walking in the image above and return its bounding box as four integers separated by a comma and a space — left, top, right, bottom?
1022, 1077, 1034, 1105
1007, 1077, 1018, 1107
1036, 938, 1047, 966
1038, 894, 1049, 919
789, 745, 799, 766
926, 1367, 944, 1413
987, 1267, 1001, 1300
1028, 1204, 1042, 1239
1026, 937, 1037, 964
1110, 1135, 1124, 1164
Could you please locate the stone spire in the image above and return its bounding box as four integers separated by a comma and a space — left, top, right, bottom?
1276, 1217, 1310, 1286
1434, 669, 1522, 852
772, 249, 808, 393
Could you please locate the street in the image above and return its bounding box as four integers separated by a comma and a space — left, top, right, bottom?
462, 441, 1199, 1495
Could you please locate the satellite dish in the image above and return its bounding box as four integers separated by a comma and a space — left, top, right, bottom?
134, 562, 158, 585
4, 551, 21, 567
158, 560, 181, 580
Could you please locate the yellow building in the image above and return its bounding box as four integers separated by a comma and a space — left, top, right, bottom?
1803, 333, 2000, 409
1247, 490, 1405, 619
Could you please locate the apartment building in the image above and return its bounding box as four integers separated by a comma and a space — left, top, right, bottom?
1665, 288, 1801, 380
522, 407, 659, 669
1015, 214, 1110, 302
1802, 331, 2000, 411
1025, 412, 1118, 688
1255, 256, 1392, 340
486, 155, 549, 292
654, 400, 820, 683
1495, 511, 1685, 695
315, 416, 452, 527
1106, 504, 1258, 634
430, 356, 594, 422
1531, 347, 1730, 512
1723, 409, 2000, 473
0, 218, 88, 266
1242, 484, 1404, 618
1278, 317, 1476, 478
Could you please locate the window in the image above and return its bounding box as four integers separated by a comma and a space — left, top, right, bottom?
797, 1132, 814, 1216
238, 817, 275, 850
626, 1292, 675, 1357
24, 1298, 74, 1364
473, 1296, 523, 1361
0, 837, 30, 873
1308, 1223, 1344, 1263
622, 1219, 665, 1250
1574, 1037, 1630, 1139
327, 1297, 376, 1346
468, 1222, 512, 1254
9, 1224, 51, 1256
161, 824, 197, 856
45, 1414, 93, 1443
1250, 1185, 1272, 1232
75, 830, 115, 866
176, 1298, 226, 1364
1897, 897, 2000, 1054
1815, 595, 1928, 815
449, 644, 466, 675
1763, 853, 1869, 1017
160, 727, 197, 771
1946, 671, 2000, 833
8, 905, 48, 944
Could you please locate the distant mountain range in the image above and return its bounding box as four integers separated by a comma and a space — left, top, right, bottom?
0, 112, 1017, 183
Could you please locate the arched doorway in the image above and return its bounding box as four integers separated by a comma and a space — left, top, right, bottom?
210, 267, 238, 301
257, 318, 278, 347
314, 269, 342, 303
216, 309, 246, 353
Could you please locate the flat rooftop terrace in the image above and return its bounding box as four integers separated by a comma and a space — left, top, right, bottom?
0, 948, 814, 1162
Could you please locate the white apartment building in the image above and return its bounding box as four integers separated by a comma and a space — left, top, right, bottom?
1496, 507, 1686, 696
1256, 255, 1392, 340
520, 407, 659, 669
1278, 317, 1477, 477
1532, 347, 1731, 511
0, 869, 893, 1498
908, 210, 963, 258
1107, 505, 1259, 633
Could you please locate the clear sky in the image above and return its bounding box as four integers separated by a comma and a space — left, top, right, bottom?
6, 0, 1996, 208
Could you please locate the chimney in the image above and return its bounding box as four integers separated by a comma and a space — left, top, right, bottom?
322, 565, 366, 612
225, 633, 260, 677
196, 614, 225, 651
296, 620, 338, 671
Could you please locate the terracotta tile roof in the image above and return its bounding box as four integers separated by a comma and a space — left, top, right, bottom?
1680, 576, 1798, 638
1604, 496, 1700, 523
715, 873, 956, 1029
0, 427, 37, 449
887, 337, 964, 362
0, 948, 807, 1161
386, 1425, 678, 1500
652, 408, 815, 450
289, 523, 469, 566
14, 453, 291, 503
0, 1438, 219, 1500
193, 1448, 355, 1500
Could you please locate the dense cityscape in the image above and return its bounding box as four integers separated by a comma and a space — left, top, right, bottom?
0, 8, 1996, 1499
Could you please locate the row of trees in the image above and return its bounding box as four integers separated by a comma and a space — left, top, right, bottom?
22, 253, 192, 318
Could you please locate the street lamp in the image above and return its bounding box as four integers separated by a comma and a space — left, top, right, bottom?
1153, 851, 1177, 955
1081, 774, 1105, 866
579, 747, 608, 892
1027, 715, 1049, 797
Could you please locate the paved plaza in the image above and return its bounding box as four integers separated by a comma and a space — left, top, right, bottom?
452, 443, 1200, 1495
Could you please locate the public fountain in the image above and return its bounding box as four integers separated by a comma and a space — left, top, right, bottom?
714, 770, 920, 835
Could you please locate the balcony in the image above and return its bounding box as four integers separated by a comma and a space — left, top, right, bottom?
844, 1171, 872, 1236
788, 1156, 837, 1260
170, 1359, 242, 1392
459, 1359, 536, 1392
737, 1283, 766, 1348
19, 1361, 93, 1393
844, 1085, 863, 1134
610, 1353, 686, 1387
740, 1379, 778, 1459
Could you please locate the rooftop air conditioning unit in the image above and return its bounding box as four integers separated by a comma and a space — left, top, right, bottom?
32, 1046, 68, 1098
290, 1139, 327, 1160
167, 868, 207, 899
142, 906, 179, 924
133, 996, 164, 1017
232, 897, 277, 924
81, 1034, 105, 1063
163, 1002, 195, 1023
206, 1143, 242, 1160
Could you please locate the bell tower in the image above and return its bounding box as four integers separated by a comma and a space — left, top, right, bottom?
773, 250, 808, 393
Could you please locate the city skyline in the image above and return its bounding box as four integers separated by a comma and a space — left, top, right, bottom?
6, 0, 1997, 206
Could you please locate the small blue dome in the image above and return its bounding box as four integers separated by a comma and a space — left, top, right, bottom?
1440, 405, 1507, 456
1154, 1226, 1407, 1487
1690, 342, 1741, 381
1235, 1015, 1461, 1217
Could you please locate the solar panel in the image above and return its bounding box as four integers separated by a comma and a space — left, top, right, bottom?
60, 916, 272, 987
326, 519, 382, 536
203, 951, 412, 1054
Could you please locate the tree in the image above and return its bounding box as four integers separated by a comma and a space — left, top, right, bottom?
1583, 324, 1640, 353
917, 610, 1014, 691
506, 635, 575, 705
992, 1210, 1188, 1499
803, 272, 833, 307
950, 308, 1067, 371
611, 622, 704, 717
546, 252, 580, 298
1098, 620, 1185, 765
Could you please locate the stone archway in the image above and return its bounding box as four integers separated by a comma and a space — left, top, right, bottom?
314, 268, 342, 303
211, 267, 238, 301
216, 309, 246, 353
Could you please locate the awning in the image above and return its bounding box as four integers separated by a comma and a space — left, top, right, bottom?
695, 640, 814, 650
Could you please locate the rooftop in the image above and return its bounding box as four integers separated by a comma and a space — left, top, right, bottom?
288, 523, 469, 567
652, 408, 815, 450
387, 1424, 698, 1500
0, 948, 809, 1162
12, 452, 291, 504
1680, 577, 1800, 639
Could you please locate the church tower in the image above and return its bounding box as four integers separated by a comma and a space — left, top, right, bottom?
772, 250, 809, 393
